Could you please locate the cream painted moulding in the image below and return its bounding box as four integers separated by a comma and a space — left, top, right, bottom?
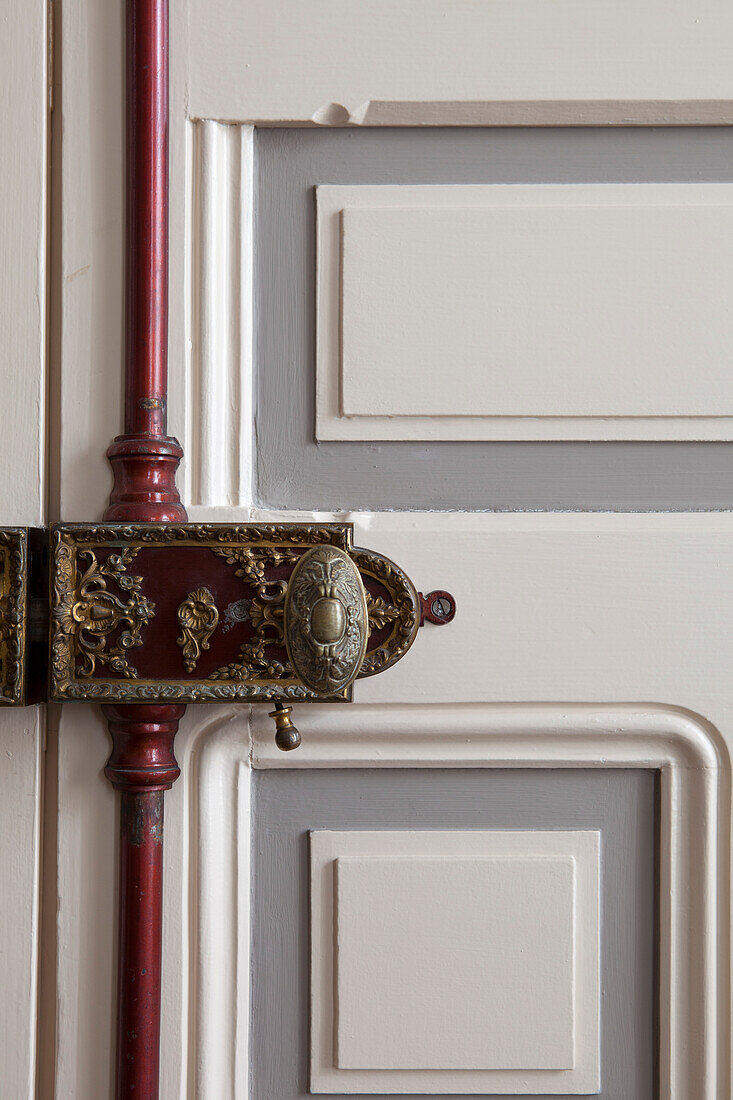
185, 0, 733, 124
317, 183, 733, 442
189, 122, 253, 507
249, 702, 729, 1099
137, 695, 731, 1097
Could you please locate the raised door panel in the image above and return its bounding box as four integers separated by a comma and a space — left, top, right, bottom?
251, 127, 733, 509
311, 830, 600, 1093
317, 183, 733, 440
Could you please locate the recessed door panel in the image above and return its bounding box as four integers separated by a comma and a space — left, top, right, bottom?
251, 768, 655, 1098
251, 127, 733, 510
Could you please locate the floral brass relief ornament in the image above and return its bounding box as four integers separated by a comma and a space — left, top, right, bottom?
221, 598, 251, 633
284, 545, 369, 695
53, 544, 155, 686
176, 587, 219, 672
209, 544, 299, 683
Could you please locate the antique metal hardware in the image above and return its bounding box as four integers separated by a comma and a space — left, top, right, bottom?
284, 545, 369, 696
269, 702, 302, 751
420, 589, 457, 626
0, 527, 47, 707
0, 528, 31, 706
176, 587, 218, 672
0, 522, 455, 711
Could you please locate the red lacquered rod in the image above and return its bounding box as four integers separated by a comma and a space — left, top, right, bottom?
103, 2, 186, 1097
104, 708, 184, 1099
106, 0, 185, 526
124, 0, 170, 439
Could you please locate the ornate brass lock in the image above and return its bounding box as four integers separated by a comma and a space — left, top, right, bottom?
0, 522, 455, 747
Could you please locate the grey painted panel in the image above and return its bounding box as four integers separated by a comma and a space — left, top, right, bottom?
250, 767, 656, 1099
255, 127, 733, 510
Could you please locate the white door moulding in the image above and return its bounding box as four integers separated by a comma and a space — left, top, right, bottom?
183, 0, 733, 126
316, 184, 733, 442
182, 702, 732, 1097
247, 701, 730, 1100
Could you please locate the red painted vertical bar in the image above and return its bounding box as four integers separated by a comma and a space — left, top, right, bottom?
125, 0, 169, 438
104, 1, 186, 1097
106, 0, 184, 524
116, 791, 165, 1092
104, 707, 183, 1100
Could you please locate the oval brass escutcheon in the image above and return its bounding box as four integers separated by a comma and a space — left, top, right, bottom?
284, 545, 368, 696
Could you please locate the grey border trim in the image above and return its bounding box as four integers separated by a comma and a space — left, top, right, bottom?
255, 126, 733, 511
250, 767, 656, 1098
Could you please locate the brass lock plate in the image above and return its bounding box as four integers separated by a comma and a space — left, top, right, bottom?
0, 528, 31, 705
49, 522, 421, 703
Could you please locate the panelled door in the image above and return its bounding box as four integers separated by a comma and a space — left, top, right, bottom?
43, 0, 733, 1097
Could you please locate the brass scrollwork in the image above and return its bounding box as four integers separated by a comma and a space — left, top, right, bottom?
352, 547, 420, 678
176, 587, 219, 672
366, 591, 400, 630
52, 543, 155, 687
210, 545, 295, 682
50, 526, 346, 702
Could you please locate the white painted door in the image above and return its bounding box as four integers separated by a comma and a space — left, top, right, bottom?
49, 1, 733, 1098
0, 3, 48, 1097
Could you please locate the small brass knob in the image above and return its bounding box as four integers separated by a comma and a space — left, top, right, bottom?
284, 545, 368, 696
269, 703, 301, 751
